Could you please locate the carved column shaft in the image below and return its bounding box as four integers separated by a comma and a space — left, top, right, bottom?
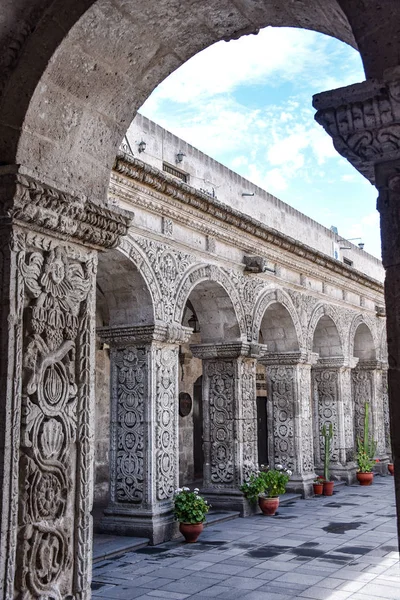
99, 325, 189, 545
262, 353, 315, 497
352, 361, 387, 460
0, 169, 130, 600
191, 343, 259, 514
312, 360, 356, 483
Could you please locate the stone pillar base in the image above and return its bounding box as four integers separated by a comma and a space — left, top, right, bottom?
202, 489, 253, 517
286, 474, 316, 498
99, 509, 177, 545
330, 463, 357, 485
374, 456, 390, 476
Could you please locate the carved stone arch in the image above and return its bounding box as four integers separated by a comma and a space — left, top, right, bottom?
252, 288, 304, 349
349, 313, 378, 362
174, 263, 247, 339
307, 304, 344, 356
118, 235, 163, 321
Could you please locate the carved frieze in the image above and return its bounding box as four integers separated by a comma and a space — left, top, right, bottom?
1, 171, 130, 249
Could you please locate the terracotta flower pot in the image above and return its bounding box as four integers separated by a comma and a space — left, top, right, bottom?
258, 496, 279, 516
313, 483, 324, 496
388, 463, 394, 476
323, 481, 334, 496
179, 522, 204, 543
357, 472, 374, 486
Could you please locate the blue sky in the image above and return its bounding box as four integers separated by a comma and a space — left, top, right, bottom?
140, 27, 381, 259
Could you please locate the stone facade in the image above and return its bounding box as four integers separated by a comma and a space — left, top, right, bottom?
2, 2, 400, 598
88, 120, 389, 540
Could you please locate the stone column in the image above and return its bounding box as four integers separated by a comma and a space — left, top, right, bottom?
261, 352, 316, 498
0, 168, 129, 600
312, 358, 357, 483
313, 74, 400, 520
382, 365, 392, 458
98, 324, 191, 545
190, 343, 260, 515
352, 360, 388, 470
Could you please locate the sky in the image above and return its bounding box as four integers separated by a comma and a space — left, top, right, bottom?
139, 27, 381, 259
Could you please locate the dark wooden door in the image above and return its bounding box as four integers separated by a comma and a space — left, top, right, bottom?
193, 376, 204, 479
257, 396, 268, 467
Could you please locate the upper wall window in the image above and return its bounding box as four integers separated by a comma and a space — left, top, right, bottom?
163, 162, 188, 183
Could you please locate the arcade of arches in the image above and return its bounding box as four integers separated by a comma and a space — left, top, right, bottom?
2, 1, 400, 598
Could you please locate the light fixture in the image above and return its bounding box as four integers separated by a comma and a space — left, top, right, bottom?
138, 140, 146, 153
176, 151, 185, 163
358, 242, 365, 250
188, 312, 200, 333
242, 192, 255, 197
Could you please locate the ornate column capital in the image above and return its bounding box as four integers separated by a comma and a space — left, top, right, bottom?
97, 323, 193, 346
355, 359, 382, 370
259, 350, 309, 366
313, 74, 400, 184
313, 356, 349, 369
0, 166, 131, 249
190, 341, 264, 360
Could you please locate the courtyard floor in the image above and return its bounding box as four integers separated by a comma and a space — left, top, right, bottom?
92, 476, 399, 600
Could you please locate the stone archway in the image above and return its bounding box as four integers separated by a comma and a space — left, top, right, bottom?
2, 1, 400, 596
257, 299, 315, 496
310, 310, 355, 482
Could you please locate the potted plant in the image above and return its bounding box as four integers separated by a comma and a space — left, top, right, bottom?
173, 487, 210, 542
240, 464, 292, 516
322, 423, 334, 496
356, 402, 377, 486
313, 476, 325, 496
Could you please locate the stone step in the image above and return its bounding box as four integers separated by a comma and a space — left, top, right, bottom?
93, 533, 150, 563
205, 510, 240, 526
279, 492, 303, 505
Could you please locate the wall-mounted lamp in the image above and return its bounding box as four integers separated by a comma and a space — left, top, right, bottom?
358, 242, 365, 250
188, 312, 200, 333
242, 192, 255, 197
176, 151, 185, 163
138, 140, 146, 153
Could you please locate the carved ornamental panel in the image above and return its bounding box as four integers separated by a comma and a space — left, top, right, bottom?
267, 366, 295, 471
313, 370, 339, 463
15, 235, 96, 599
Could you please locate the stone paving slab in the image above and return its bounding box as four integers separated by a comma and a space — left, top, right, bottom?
92, 477, 399, 599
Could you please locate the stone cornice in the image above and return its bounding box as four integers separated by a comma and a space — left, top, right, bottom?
0, 170, 131, 250
313, 76, 400, 184
354, 359, 382, 370
97, 323, 193, 345
190, 342, 263, 360
113, 153, 383, 294
260, 351, 309, 366
313, 356, 349, 369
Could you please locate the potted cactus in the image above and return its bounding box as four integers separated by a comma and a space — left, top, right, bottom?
322, 423, 334, 496
356, 402, 377, 486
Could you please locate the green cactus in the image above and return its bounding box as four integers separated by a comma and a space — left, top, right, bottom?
356, 402, 377, 472
322, 423, 333, 482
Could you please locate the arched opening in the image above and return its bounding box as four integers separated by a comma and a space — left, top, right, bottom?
179, 280, 241, 487
351, 322, 377, 445
311, 313, 344, 475
353, 323, 376, 362
94, 250, 154, 528
313, 314, 343, 358
258, 302, 300, 470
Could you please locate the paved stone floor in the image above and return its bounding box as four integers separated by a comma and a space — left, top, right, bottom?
92, 477, 399, 599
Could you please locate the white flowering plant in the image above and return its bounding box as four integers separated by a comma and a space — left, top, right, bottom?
240, 464, 292, 503
173, 487, 210, 524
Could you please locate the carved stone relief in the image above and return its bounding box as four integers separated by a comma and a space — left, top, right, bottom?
155, 346, 178, 500
299, 365, 314, 473
239, 358, 258, 480
312, 369, 340, 464
266, 366, 296, 471
352, 368, 373, 442
111, 347, 146, 504
206, 360, 235, 485
15, 234, 96, 600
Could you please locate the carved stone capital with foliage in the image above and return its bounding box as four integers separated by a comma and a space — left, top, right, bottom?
313, 75, 400, 184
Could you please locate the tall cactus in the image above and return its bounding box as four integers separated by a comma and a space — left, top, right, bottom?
360, 402, 377, 459
322, 423, 333, 481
